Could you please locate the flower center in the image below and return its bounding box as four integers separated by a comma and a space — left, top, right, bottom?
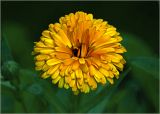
72, 45, 82, 57
72, 48, 79, 57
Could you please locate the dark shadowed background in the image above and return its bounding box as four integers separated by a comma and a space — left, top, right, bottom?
1, 1, 159, 113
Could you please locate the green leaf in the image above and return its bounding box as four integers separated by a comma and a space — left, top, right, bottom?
20, 90, 48, 113
120, 33, 158, 112
1, 81, 15, 90
121, 33, 154, 59
130, 56, 159, 79
2, 22, 34, 68
1, 35, 13, 63
1, 85, 15, 113
1, 85, 24, 113
78, 66, 131, 113
18, 68, 68, 112
2, 61, 20, 82
131, 64, 159, 112
40, 80, 68, 113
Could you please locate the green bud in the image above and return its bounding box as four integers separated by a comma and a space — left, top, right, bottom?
2, 60, 19, 81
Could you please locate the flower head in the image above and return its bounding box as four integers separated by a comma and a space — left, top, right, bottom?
33, 11, 126, 94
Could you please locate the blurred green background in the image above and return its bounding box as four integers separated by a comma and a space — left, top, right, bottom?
1, 1, 159, 113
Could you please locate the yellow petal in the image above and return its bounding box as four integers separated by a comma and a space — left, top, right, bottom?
108, 55, 120, 63
35, 61, 45, 66
71, 72, 76, 79
63, 59, 74, 66
50, 32, 65, 47
73, 91, 79, 95
65, 76, 72, 83
101, 63, 110, 70
41, 37, 54, 47
70, 80, 76, 87
114, 63, 123, 71
51, 31, 72, 48
52, 76, 61, 84
72, 60, 80, 71
121, 58, 126, 64
108, 71, 114, 78
58, 78, 64, 88
114, 71, 120, 79
105, 31, 117, 36
58, 29, 72, 48
77, 81, 81, 89
79, 58, 85, 64
90, 48, 115, 56
107, 78, 114, 84
94, 69, 105, 83
59, 64, 68, 74
101, 76, 107, 85
47, 64, 60, 75
64, 83, 69, 89
41, 72, 50, 79
115, 46, 127, 53
80, 64, 89, 73
39, 49, 54, 54
55, 46, 72, 55
81, 44, 87, 57
88, 76, 97, 90
90, 57, 102, 67
46, 59, 62, 66
81, 83, 90, 93
72, 84, 78, 92
99, 68, 109, 77
42, 64, 50, 71
65, 66, 71, 75
35, 41, 46, 47
87, 14, 93, 20
35, 54, 50, 61
108, 63, 117, 72
94, 74, 101, 83
51, 70, 59, 79
78, 77, 84, 85
75, 69, 83, 79
55, 52, 71, 60
35, 66, 42, 70
42, 30, 50, 38
89, 65, 96, 76
60, 70, 65, 77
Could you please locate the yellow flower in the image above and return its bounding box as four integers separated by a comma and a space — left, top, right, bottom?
33, 11, 126, 94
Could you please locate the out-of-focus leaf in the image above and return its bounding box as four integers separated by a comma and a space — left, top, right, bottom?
116, 90, 148, 113
1, 81, 15, 90
1, 85, 15, 113
18, 68, 67, 112
120, 33, 159, 112
40, 79, 68, 113
21, 91, 48, 113
1, 85, 24, 113
2, 22, 34, 68
18, 69, 38, 90
78, 66, 131, 113
104, 79, 149, 113
27, 83, 43, 95
121, 33, 154, 59
2, 60, 20, 82
14, 100, 25, 113
130, 57, 159, 79
1, 35, 13, 63
131, 65, 159, 112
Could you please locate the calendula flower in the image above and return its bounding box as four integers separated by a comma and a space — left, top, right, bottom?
33, 11, 126, 94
